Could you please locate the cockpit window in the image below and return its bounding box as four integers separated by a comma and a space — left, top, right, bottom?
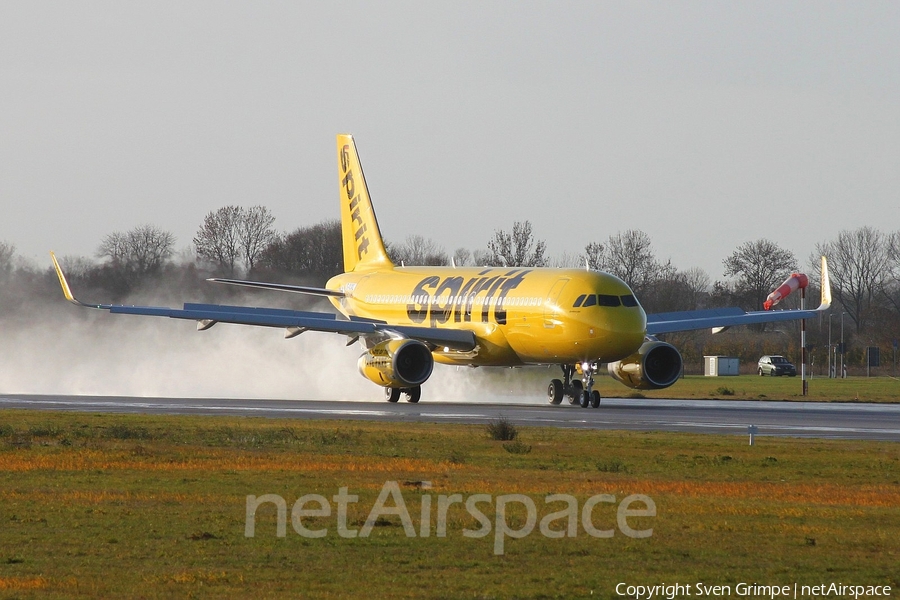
573, 293, 639, 308
621, 295, 638, 307
597, 294, 621, 307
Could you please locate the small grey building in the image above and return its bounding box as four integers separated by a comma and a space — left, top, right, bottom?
704, 356, 739, 376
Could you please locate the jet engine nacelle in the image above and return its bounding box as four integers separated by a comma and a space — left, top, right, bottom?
358, 339, 434, 388
607, 340, 683, 390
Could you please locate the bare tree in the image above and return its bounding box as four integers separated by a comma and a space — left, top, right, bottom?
258, 220, 342, 281
643, 267, 710, 313
681, 267, 711, 302
723, 239, 798, 311
882, 231, 900, 320
487, 221, 547, 267
549, 252, 583, 269
582, 241, 605, 271
130, 225, 176, 275
389, 235, 448, 266
890, 231, 900, 263
0, 241, 15, 280
98, 224, 175, 278
238, 206, 277, 273
302, 220, 343, 278
593, 230, 666, 295
98, 232, 128, 265
452, 247, 471, 267
814, 226, 889, 333
193, 206, 243, 276
56, 255, 95, 279
472, 249, 493, 267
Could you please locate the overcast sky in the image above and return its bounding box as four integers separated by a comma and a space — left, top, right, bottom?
2, 1, 899, 279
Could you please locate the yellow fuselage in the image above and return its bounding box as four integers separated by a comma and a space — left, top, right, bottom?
327, 266, 647, 367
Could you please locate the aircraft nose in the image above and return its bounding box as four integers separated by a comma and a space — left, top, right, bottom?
577, 307, 646, 360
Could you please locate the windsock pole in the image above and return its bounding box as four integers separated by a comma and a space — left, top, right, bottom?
801, 286, 807, 396
765, 273, 811, 396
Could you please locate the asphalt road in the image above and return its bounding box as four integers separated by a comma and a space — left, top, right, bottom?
2, 394, 899, 441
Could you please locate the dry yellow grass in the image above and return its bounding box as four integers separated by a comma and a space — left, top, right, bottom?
0, 576, 49, 590
0, 448, 458, 474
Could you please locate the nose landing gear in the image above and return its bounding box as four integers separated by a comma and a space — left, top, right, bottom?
547, 363, 601, 408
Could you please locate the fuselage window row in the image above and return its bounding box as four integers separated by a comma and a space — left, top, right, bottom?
362, 295, 544, 307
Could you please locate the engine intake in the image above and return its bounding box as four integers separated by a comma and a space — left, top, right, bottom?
358, 339, 434, 388
607, 340, 683, 390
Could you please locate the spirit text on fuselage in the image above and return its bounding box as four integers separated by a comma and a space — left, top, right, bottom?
407, 269, 532, 327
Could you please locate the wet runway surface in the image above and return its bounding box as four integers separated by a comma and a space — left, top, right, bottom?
2, 394, 899, 441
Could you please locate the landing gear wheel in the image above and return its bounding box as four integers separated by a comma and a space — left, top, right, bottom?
579, 390, 591, 408
568, 380, 583, 404
385, 387, 400, 403
590, 390, 601, 408
548, 379, 564, 405
404, 387, 421, 403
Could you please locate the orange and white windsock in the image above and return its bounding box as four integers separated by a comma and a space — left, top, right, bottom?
764, 273, 809, 310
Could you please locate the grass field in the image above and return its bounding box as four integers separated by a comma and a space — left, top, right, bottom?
603, 374, 900, 402
1, 410, 898, 599
488, 372, 900, 403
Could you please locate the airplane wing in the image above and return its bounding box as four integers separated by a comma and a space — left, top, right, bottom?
646, 256, 832, 336
646, 306, 825, 335
206, 277, 346, 298
50, 253, 476, 352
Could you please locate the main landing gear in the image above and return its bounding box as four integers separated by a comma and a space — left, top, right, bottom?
385, 386, 421, 403
547, 363, 601, 408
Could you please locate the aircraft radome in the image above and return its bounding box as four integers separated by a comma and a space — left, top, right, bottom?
51, 134, 831, 406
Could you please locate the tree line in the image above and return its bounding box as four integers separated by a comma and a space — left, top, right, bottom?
2, 207, 899, 374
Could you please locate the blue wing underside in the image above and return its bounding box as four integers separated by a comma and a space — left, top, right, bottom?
104, 301, 477, 352
646, 307, 822, 336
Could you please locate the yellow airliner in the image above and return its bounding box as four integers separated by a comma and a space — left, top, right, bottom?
51, 134, 831, 407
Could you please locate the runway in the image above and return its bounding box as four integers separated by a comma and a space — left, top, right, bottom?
2, 393, 899, 441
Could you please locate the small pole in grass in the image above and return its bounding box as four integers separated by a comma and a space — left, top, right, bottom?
801, 286, 808, 396
748, 425, 758, 446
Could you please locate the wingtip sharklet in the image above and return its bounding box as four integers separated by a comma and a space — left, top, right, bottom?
50, 251, 78, 305
817, 255, 832, 312
50, 251, 103, 308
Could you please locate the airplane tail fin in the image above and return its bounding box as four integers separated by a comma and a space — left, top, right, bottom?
337, 134, 393, 272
